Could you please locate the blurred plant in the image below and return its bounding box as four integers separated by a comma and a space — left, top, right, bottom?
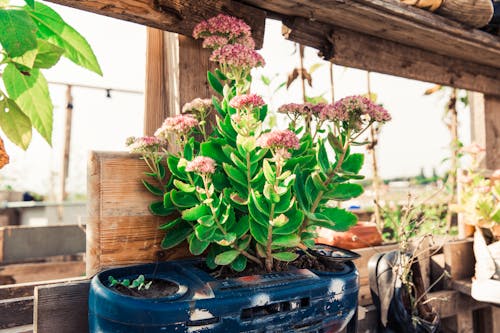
0, 0, 101, 152
108, 275, 152, 291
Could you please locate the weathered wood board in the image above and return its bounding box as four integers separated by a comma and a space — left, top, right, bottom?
0, 261, 85, 285
0, 296, 33, 329
0, 225, 85, 264
87, 151, 191, 276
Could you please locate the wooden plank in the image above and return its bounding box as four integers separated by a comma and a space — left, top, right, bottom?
0, 297, 33, 329
33, 280, 90, 333
45, 0, 265, 48
87, 151, 191, 276
484, 95, 500, 169
0, 277, 87, 300
244, 0, 500, 69
456, 308, 474, 333
0, 261, 85, 285
282, 17, 500, 96
144, 29, 179, 135
0, 325, 32, 333
0, 225, 85, 264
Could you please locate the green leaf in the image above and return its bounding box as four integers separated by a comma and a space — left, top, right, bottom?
149, 201, 175, 216
170, 190, 198, 208
214, 250, 239, 265
0, 9, 38, 57
311, 171, 328, 191
249, 219, 268, 245
11, 48, 38, 69
250, 191, 269, 215
27, 2, 102, 75
316, 207, 357, 231
207, 71, 223, 95
201, 141, 231, 164
173, 179, 195, 193
274, 208, 303, 235
215, 232, 236, 246
33, 39, 64, 69
188, 233, 210, 255
197, 215, 215, 227
325, 183, 364, 201
264, 183, 280, 203
272, 234, 300, 248
231, 255, 247, 272
3, 64, 53, 144
342, 153, 364, 174
142, 179, 163, 196
223, 163, 247, 188
248, 195, 269, 226
0, 97, 32, 150
274, 190, 293, 214
229, 215, 249, 238
159, 217, 181, 230
161, 224, 192, 249
24, 0, 35, 8
272, 252, 299, 262
182, 204, 210, 221
263, 159, 275, 183
195, 224, 216, 241
167, 156, 187, 180
317, 141, 330, 173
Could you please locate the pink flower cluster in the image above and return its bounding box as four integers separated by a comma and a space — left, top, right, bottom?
210, 44, 265, 69
202, 36, 229, 49
278, 103, 310, 115
256, 130, 300, 150
182, 98, 213, 114
319, 96, 391, 123
186, 156, 216, 174
229, 94, 265, 110
126, 136, 163, 153
155, 114, 199, 138
193, 14, 251, 41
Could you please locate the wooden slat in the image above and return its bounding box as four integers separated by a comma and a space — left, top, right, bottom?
45, 0, 265, 48
244, 0, 500, 69
33, 280, 90, 333
484, 95, 500, 169
443, 239, 475, 281
0, 225, 85, 264
282, 17, 500, 96
0, 261, 85, 285
0, 297, 33, 329
0, 277, 88, 300
87, 151, 191, 276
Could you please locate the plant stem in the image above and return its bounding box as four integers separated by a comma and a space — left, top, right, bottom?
265, 203, 275, 272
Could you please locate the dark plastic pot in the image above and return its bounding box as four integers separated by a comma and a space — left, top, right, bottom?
89, 255, 358, 333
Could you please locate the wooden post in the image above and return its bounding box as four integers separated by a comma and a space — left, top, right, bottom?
144, 28, 179, 135
58, 85, 73, 221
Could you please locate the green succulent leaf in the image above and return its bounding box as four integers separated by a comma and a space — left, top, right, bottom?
272, 234, 300, 248
263, 159, 275, 183
325, 183, 364, 201
201, 141, 231, 164
249, 219, 268, 245
170, 190, 198, 208
0, 9, 38, 58
142, 180, 163, 196
214, 250, 239, 265
182, 204, 210, 221
207, 71, 223, 95
173, 179, 195, 193
195, 224, 216, 241
274, 208, 303, 235
149, 201, 175, 216
342, 153, 364, 174
317, 141, 331, 173
229, 215, 250, 238
159, 217, 182, 230
188, 233, 210, 255
230, 255, 247, 272
161, 224, 192, 249
272, 252, 299, 262
223, 163, 247, 188
314, 207, 358, 231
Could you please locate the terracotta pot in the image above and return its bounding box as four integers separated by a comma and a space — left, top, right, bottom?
316, 221, 383, 249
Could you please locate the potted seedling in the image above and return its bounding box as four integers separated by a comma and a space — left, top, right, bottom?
89, 14, 391, 333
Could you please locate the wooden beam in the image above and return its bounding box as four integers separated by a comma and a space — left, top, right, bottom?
483, 95, 500, 169
0, 297, 33, 329
443, 239, 475, 282
45, 0, 265, 48
282, 17, 500, 96
0, 225, 85, 264
33, 280, 90, 333
0, 261, 85, 285
244, 0, 500, 69
0, 277, 88, 300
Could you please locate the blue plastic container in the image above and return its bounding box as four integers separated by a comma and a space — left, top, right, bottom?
89, 258, 358, 333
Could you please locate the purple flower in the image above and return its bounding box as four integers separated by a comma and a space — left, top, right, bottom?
210, 44, 265, 69
256, 130, 300, 150
155, 114, 199, 138
229, 94, 265, 110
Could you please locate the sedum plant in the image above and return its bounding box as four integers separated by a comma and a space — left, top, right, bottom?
127, 15, 391, 273
0, 0, 101, 152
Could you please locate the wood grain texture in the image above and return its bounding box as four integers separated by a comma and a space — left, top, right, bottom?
0, 261, 85, 285
282, 17, 500, 96
144, 29, 179, 135
244, 0, 500, 69
0, 277, 87, 300
0, 225, 85, 264
484, 95, 500, 169
436, 0, 493, 28
87, 151, 191, 276
443, 239, 474, 281
45, 0, 265, 48
0, 297, 33, 329
33, 280, 90, 333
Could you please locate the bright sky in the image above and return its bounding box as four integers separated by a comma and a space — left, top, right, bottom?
0, 3, 471, 198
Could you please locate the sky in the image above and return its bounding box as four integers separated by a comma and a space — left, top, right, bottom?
0, 3, 472, 199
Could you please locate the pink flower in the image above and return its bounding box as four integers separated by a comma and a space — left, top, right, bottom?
311, 103, 327, 117
182, 98, 213, 114
210, 44, 265, 69
186, 156, 216, 174
193, 14, 251, 41
277, 103, 310, 115
256, 130, 300, 150
202, 35, 228, 49
320, 96, 391, 123
236, 35, 255, 49
127, 136, 163, 153
458, 173, 473, 185
155, 114, 199, 138
229, 94, 265, 109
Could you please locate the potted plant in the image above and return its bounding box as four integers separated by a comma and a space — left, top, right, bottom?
455, 144, 500, 304
89, 14, 391, 332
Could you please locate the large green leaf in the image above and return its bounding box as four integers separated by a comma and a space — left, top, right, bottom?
231, 255, 247, 272
170, 190, 198, 208
272, 234, 300, 248
316, 207, 357, 231
214, 250, 239, 265
272, 252, 299, 262
33, 38, 64, 69
207, 71, 223, 95
188, 233, 210, 255
27, 2, 102, 75
201, 141, 231, 164
249, 219, 268, 245
3, 64, 52, 144
149, 201, 175, 216
0, 97, 32, 150
325, 183, 364, 201
161, 224, 192, 249
182, 204, 210, 221
342, 153, 364, 174
0, 9, 37, 57
229, 215, 249, 238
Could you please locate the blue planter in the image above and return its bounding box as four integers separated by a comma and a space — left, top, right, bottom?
89, 258, 358, 333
